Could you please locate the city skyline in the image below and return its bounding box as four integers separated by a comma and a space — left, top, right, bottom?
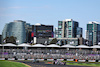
0, 0, 100, 38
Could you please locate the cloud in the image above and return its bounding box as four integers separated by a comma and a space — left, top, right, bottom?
9, 6, 27, 9
0, 5, 51, 10
31, 6, 51, 9
0, 14, 20, 16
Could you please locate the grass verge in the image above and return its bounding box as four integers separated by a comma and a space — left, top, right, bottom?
0, 60, 29, 67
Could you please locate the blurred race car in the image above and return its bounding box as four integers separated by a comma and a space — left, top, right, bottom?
53, 60, 66, 65
32, 59, 39, 63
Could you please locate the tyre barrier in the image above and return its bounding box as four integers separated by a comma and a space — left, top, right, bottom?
1, 58, 100, 62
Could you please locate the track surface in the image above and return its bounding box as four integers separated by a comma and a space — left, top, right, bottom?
17, 61, 92, 67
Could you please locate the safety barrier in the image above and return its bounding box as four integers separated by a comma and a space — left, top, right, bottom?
1, 58, 100, 63
0, 58, 5, 60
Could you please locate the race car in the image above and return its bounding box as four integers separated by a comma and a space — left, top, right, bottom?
53, 60, 66, 65
32, 59, 39, 63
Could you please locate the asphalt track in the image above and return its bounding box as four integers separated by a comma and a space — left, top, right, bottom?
17, 61, 92, 67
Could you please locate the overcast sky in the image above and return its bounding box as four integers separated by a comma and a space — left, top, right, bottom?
0, 0, 100, 38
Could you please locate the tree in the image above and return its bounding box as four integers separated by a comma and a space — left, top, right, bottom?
3, 36, 17, 44
50, 38, 57, 44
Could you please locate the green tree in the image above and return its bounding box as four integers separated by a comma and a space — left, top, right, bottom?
3, 36, 17, 44
50, 38, 57, 44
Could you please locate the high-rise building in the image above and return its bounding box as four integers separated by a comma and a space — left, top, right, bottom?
86, 21, 100, 45
2, 20, 31, 44
58, 19, 82, 38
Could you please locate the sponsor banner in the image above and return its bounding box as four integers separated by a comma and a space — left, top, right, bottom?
47, 59, 54, 61
0, 58, 5, 60
8, 58, 15, 60
67, 59, 74, 61
88, 60, 96, 62
27, 59, 34, 60
57, 59, 64, 61
36, 59, 44, 61
78, 60, 86, 62
18, 59, 25, 60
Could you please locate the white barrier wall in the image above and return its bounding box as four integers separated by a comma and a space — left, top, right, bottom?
67, 59, 74, 61
47, 59, 54, 61
8, 58, 15, 60
0, 58, 5, 60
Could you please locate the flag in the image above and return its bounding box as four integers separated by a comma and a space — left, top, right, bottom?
31, 31, 34, 37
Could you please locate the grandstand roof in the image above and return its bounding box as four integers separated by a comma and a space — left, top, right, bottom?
47, 44, 60, 47
0, 44, 2, 46
18, 43, 31, 47
32, 44, 45, 47
3, 43, 16, 46
76, 45, 90, 48
90, 45, 100, 48
61, 44, 75, 48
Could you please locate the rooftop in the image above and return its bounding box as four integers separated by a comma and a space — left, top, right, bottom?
88, 21, 100, 24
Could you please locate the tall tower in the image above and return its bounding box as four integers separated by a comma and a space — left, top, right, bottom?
86, 21, 100, 45
58, 19, 81, 38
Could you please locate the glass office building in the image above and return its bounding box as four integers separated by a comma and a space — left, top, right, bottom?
2, 20, 31, 44
86, 21, 100, 45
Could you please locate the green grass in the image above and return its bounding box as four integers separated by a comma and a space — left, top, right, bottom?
67, 62, 100, 66
0, 60, 29, 67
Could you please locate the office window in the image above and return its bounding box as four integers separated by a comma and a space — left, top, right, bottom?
59, 21, 62, 24
58, 26, 62, 28
68, 35, 72, 38
68, 27, 71, 30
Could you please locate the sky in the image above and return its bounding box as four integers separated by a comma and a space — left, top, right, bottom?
0, 0, 100, 38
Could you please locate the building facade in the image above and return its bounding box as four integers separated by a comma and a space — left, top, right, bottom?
2, 20, 31, 44
32, 23, 54, 44
52, 19, 83, 46
58, 19, 82, 38
86, 21, 100, 45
